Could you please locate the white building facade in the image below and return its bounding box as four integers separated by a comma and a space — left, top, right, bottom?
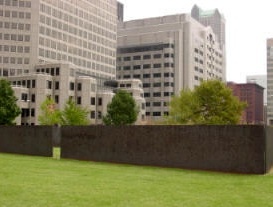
117, 14, 225, 121
0, 0, 117, 80
267, 38, 273, 124
8, 63, 146, 125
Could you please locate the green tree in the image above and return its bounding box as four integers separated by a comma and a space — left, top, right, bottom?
60, 99, 89, 125
166, 80, 246, 125
38, 97, 61, 125
103, 90, 139, 125
0, 79, 21, 125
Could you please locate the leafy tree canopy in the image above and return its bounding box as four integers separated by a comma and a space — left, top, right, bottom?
103, 90, 139, 125
0, 79, 21, 125
166, 80, 246, 125
39, 98, 89, 125
60, 99, 89, 125
38, 97, 61, 125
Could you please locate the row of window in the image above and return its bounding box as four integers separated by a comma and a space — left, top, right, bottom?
119, 63, 174, 70
0, 45, 30, 53
144, 92, 174, 97
0, 56, 30, 64
40, 1, 116, 27
39, 35, 115, 65
38, 48, 115, 75
39, 13, 116, 42
21, 108, 35, 118
146, 111, 169, 117
12, 79, 35, 88
0, 68, 27, 76
40, 4, 116, 40
36, 67, 60, 76
145, 102, 169, 107
142, 82, 174, 88
0, 33, 30, 41
0, 10, 31, 18
118, 43, 174, 54
117, 53, 174, 61
0, 0, 31, 8
39, 26, 116, 58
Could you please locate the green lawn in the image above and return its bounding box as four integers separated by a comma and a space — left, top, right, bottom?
0, 151, 273, 207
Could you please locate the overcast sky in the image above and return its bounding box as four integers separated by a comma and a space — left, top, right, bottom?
119, 0, 272, 83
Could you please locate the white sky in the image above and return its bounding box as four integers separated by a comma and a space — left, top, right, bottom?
119, 0, 272, 83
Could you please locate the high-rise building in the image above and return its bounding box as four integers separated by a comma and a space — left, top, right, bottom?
117, 14, 225, 121
191, 4, 225, 48
267, 38, 273, 124
0, 0, 117, 80
228, 82, 264, 124
117, 1, 123, 22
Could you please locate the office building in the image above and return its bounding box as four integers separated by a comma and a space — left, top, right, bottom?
228, 82, 264, 124
267, 38, 273, 124
117, 13, 226, 121
191, 4, 225, 48
0, 0, 117, 80
247, 75, 267, 105
8, 63, 146, 125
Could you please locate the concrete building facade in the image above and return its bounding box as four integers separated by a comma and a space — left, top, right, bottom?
267, 38, 273, 124
8, 63, 146, 125
191, 4, 225, 48
0, 0, 117, 80
117, 14, 225, 121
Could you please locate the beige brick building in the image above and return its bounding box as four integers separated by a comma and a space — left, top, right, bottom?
117, 14, 226, 121
8, 63, 145, 125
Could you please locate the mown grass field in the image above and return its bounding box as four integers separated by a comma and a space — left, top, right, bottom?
0, 150, 273, 207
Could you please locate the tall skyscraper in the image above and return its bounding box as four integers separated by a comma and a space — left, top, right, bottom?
117, 13, 225, 121
0, 0, 117, 80
191, 4, 225, 48
267, 38, 273, 124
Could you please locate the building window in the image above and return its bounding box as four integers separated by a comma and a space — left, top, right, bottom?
153, 63, 161, 68
91, 111, 95, 119
55, 81, 59, 90
153, 82, 161, 87
77, 83, 82, 91
143, 55, 151, 59
21, 93, 28, 101
56, 67, 60, 75
144, 93, 150, 97
31, 94, 35, 102
123, 56, 131, 61
47, 80, 52, 89
143, 83, 150, 88
153, 92, 161, 97
97, 111, 102, 119
153, 102, 161, 107
77, 97, 81, 105
133, 65, 141, 70
153, 112, 161, 116
153, 73, 161, 78
91, 97, 96, 105
69, 82, 74, 90
153, 54, 162, 59
133, 55, 141, 60
143, 64, 151, 69
55, 95, 59, 104
31, 109, 35, 117
98, 97, 102, 106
